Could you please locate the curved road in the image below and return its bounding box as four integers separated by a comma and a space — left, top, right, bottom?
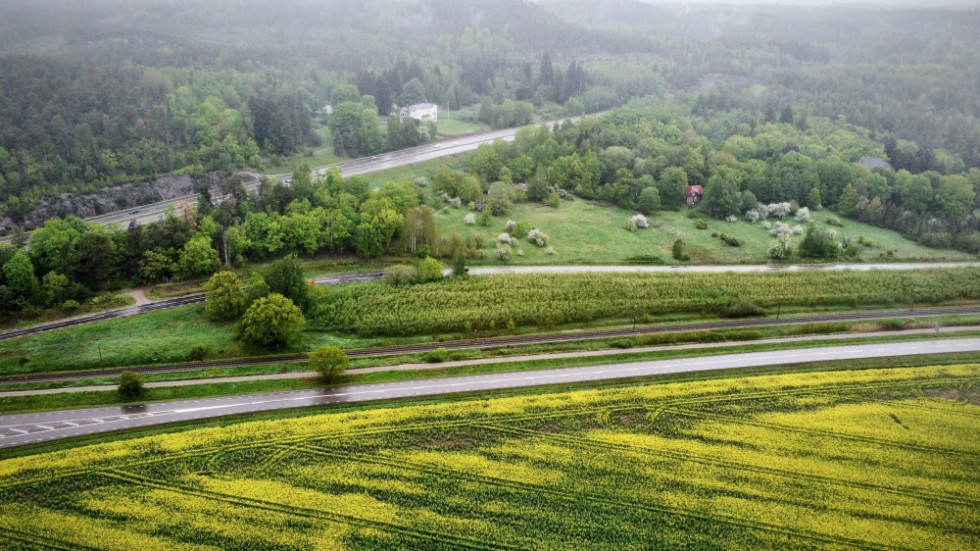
28, 117, 585, 234
1, 338, 976, 450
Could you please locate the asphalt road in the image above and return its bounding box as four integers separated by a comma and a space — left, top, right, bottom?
3, 116, 583, 238
1, 338, 976, 450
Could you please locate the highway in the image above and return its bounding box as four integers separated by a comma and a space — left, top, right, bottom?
0, 337, 976, 450
27, 117, 579, 234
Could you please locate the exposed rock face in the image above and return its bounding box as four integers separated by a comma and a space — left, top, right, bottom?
1, 172, 231, 232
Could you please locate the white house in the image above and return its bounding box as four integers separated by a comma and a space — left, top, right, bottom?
400, 103, 438, 123
314, 104, 333, 120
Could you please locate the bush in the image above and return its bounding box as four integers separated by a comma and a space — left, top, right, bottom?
672, 239, 689, 261
826, 216, 843, 227
118, 370, 144, 399
463, 213, 476, 225
309, 345, 348, 382
695, 218, 708, 230
423, 347, 450, 363
186, 346, 208, 362
631, 214, 649, 229
495, 245, 512, 261
527, 228, 549, 247
544, 246, 556, 256
767, 236, 792, 260
383, 265, 419, 286
794, 207, 811, 223
918, 231, 952, 249
498, 232, 512, 244
60, 299, 81, 312
719, 234, 743, 247
418, 257, 445, 283
504, 220, 517, 233
721, 302, 767, 318
954, 232, 980, 254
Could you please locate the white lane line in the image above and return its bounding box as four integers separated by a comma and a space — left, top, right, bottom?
35, 425, 54, 431
8, 428, 28, 434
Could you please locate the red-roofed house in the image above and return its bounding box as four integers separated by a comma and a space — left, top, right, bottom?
686, 185, 704, 205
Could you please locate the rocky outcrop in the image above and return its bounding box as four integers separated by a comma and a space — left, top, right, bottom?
1, 172, 230, 233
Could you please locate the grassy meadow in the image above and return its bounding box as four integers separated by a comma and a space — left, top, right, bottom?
0, 364, 977, 549
437, 200, 975, 265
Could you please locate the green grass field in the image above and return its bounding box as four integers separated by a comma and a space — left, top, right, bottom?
438, 200, 974, 265
1, 363, 976, 549
436, 108, 487, 136
259, 124, 343, 174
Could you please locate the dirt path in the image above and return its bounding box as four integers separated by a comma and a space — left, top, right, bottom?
118, 289, 155, 306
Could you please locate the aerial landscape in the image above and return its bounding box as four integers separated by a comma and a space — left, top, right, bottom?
0, 0, 978, 548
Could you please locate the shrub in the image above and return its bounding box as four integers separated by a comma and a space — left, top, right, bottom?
495, 245, 512, 261
767, 202, 792, 219
186, 346, 208, 362
463, 213, 476, 225
423, 347, 450, 363
919, 231, 952, 249
418, 257, 445, 283
448, 197, 462, 208
504, 220, 517, 232
770, 222, 790, 236
721, 302, 767, 318
794, 207, 811, 223
761, 220, 772, 229
544, 246, 556, 255
725, 214, 738, 223
527, 228, 549, 247
631, 214, 649, 229
954, 232, 980, 254
478, 210, 493, 226
826, 216, 843, 227
719, 234, 743, 247
791, 224, 805, 235
768, 236, 792, 260
118, 370, 144, 399
695, 218, 708, 230
60, 299, 81, 312
498, 232, 512, 244
625, 219, 637, 232
383, 265, 419, 286
546, 192, 562, 208
672, 239, 689, 261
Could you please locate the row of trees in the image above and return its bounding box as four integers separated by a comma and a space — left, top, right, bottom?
0, 162, 455, 320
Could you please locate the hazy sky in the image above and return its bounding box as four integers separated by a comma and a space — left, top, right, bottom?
637, 0, 980, 5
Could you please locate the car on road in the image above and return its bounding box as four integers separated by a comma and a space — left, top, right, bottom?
129, 209, 140, 214
432, 143, 444, 149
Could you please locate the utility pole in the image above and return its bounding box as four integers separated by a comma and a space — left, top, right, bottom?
97, 341, 104, 371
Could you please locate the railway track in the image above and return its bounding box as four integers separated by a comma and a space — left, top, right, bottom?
2, 305, 976, 386
0, 271, 384, 343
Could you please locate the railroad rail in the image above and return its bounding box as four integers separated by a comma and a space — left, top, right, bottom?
2, 305, 976, 386
0, 271, 384, 343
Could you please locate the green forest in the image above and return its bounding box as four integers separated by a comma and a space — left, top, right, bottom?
0, 0, 979, 322
1, 0, 977, 224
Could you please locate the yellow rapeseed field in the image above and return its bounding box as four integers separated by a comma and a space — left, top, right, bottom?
1, 364, 978, 549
